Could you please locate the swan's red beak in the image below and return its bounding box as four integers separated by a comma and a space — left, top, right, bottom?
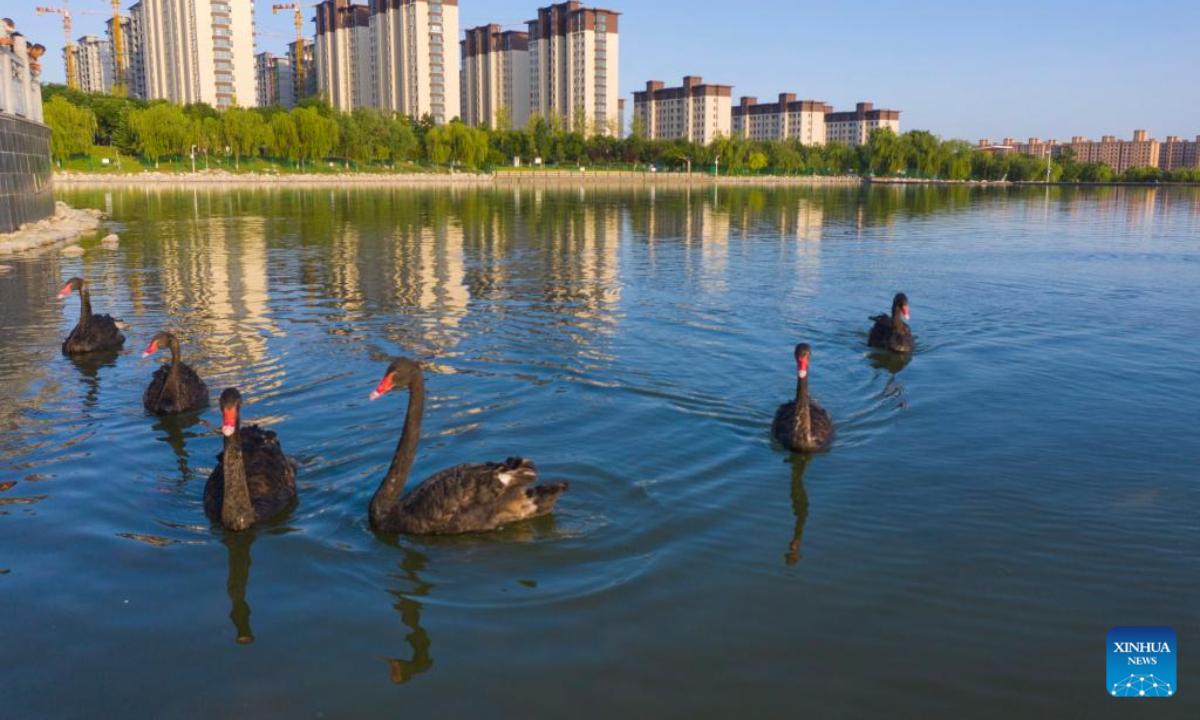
221, 408, 238, 437
902, 305, 910, 321
57, 283, 73, 300
370, 373, 394, 401
141, 339, 159, 359
797, 355, 809, 379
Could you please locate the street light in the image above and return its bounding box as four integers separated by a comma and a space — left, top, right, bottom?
714, 154, 720, 179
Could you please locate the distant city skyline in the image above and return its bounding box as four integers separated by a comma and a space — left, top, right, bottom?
10, 0, 1199, 141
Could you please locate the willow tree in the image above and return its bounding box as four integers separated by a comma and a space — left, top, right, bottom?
127, 104, 191, 167
269, 112, 301, 166
44, 96, 97, 163
293, 107, 339, 167
222, 107, 268, 170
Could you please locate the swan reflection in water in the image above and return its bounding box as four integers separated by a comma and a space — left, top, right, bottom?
222, 531, 256, 644
151, 412, 207, 482
374, 520, 555, 686
67, 350, 120, 411
867, 351, 911, 410
785, 456, 810, 566
382, 544, 434, 685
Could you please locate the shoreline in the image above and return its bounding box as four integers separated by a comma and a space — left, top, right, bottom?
0, 202, 105, 257
51, 171, 1200, 189
53, 170, 861, 187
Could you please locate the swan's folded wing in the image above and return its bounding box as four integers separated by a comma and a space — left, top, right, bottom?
402, 459, 538, 523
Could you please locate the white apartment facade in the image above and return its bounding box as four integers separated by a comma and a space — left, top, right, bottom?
731, 94, 831, 145
632, 76, 732, 144
528, 2, 620, 136
461, 24, 530, 129
825, 102, 901, 146
256, 52, 295, 108
74, 35, 113, 95
122, 5, 147, 99
368, 0, 460, 124
138, 0, 257, 108
314, 0, 374, 112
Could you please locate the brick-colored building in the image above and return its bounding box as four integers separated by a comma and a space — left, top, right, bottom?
731, 94, 831, 145
633, 76, 732, 144
1159, 135, 1200, 172
1067, 130, 1159, 174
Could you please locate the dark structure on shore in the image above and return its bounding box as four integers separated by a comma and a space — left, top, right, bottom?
0, 18, 53, 234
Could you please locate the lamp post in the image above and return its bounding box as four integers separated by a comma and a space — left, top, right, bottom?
714, 154, 720, 179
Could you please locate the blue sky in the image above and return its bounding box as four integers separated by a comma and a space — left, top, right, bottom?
10, 0, 1200, 141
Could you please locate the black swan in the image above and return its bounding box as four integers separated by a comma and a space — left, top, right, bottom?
868, 292, 913, 353
772, 344, 834, 453
142, 331, 209, 415
367, 358, 568, 535
203, 388, 296, 531
58, 277, 125, 355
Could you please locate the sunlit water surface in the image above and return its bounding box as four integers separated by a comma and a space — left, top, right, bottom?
2, 185, 1198, 718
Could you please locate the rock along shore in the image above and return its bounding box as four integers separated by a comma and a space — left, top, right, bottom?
0, 201, 104, 256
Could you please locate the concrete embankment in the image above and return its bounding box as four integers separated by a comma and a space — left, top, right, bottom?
0, 201, 104, 256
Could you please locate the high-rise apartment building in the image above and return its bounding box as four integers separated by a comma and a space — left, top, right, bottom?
256, 52, 295, 108
288, 38, 316, 103
368, 0, 460, 124
825, 102, 901, 146
123, 4, 147, 99
527, 2, 620, 136
632, 76, 732, 143
73, 35, 113, 95
731, 94, 831, 145
315, 0, 373, 112
104, 14, 141, 98
138, 0, 257, 108
461, 24, 530, 129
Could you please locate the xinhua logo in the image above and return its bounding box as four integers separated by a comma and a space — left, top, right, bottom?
1108, 626, 1176, 697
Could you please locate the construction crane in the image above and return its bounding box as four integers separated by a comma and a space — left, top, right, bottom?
36, 2, 77, 89
37, 2, 108, 91
105, 0, 126, 97
271, 3, 316, 102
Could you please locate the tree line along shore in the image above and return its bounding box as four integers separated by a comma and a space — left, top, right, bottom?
42, 85, 1200, 184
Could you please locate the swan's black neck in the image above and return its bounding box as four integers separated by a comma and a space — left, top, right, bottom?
371, 371, 424, 528
221, 425, 254, 531
891, 304, 905, 332
78, 285, 93, 325
165, 335, 183, 386
792, 375, 811, 448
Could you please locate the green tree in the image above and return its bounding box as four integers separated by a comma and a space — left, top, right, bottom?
386, 113, 418, 164
222, 107, 267, 169
747, 151, 769, 172
127, 103, 191, 167
44, 96, 97, 163
293, 107, 339, 166
867, 128, 903, 175
269, 112, 301, 165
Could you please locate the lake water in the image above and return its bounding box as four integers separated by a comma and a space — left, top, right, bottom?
2, 184, 1197, 718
